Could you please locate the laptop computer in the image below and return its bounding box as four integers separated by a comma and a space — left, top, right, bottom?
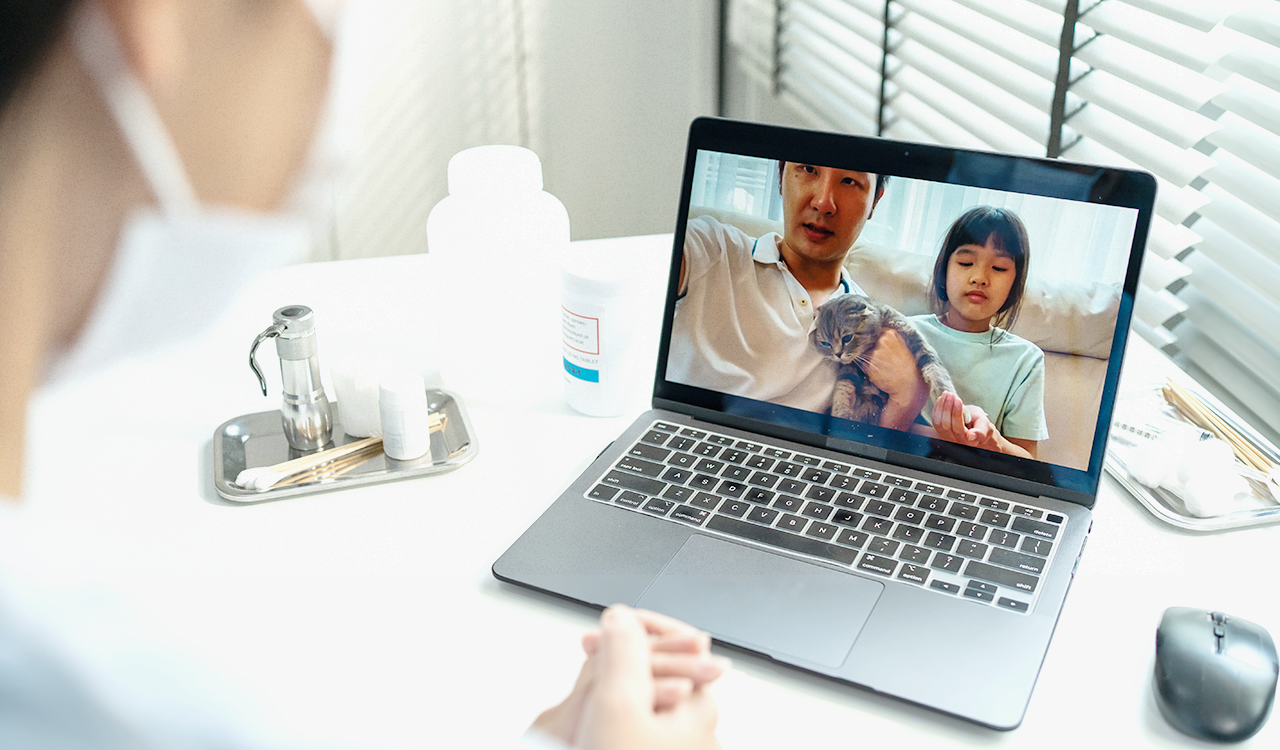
494, 117, 1155, 729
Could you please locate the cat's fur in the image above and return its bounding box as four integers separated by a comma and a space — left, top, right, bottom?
810, 294, 956, 424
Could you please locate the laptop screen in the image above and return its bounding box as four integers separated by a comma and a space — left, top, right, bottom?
653, 118, 1156, 505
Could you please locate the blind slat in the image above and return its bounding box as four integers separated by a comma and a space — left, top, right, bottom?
953, 0, 1066, 47
886, 92, 991, 151
1177, 292, 1280, 394
1074, 35, 1228, 111
1206, 112, 1280, 183
1139, 252, 1191, 291
895, 0, 1063, 80
1133, 286, 1188, 328
1190, 216, 1280, 311
1121, 0, 1239, 33
1146, 214, 1202, 260
789, 0, 883, 55
1201, 149, 1280, 227
1078, 1, 1235, 72
780, 46, 882, 124
1197, 182, 1280, 268
1173, 324, 1280, 436
1181, 250, 1280, 352
780, 25, 883, 97
1224, 3, 1280, 48
1070, 70, 1220, 149
1067, 106, 1216, 187
892, 67, 1045, 154
1153, 177, 1210, 226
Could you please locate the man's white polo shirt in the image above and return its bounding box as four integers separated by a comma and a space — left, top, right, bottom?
667, 214, 863, 412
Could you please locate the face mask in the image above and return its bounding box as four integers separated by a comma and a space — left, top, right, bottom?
46, 3, 350, 386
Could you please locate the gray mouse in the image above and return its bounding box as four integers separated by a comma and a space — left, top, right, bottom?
1154, 607, 1279, 742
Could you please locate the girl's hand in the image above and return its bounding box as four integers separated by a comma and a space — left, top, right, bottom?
932, 392, 996, 448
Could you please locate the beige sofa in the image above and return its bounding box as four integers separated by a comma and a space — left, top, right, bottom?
687, 206, 1119, 470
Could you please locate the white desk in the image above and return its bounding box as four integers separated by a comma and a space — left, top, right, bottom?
4, 234, 1277, 749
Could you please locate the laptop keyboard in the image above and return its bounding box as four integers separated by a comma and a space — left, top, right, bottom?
586, 420, 1067, 615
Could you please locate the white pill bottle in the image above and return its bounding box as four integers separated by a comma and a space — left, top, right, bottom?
560, 245, 648, 417
426, 146, 570, 402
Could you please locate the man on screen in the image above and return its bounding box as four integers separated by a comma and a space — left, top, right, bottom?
668, 161, 929, 430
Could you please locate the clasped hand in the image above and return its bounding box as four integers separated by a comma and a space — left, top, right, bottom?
531, 605, 728, 750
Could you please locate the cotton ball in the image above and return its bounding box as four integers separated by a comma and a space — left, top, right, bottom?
1128, 438, 1176, 488
1182, 473, 1252, 518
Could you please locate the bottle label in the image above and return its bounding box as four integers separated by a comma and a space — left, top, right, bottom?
562, 304, 602, 383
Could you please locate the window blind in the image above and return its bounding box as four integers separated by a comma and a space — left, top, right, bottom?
722, 0, 1280, 442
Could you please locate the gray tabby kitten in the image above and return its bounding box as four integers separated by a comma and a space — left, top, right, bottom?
809, 294, 956, 424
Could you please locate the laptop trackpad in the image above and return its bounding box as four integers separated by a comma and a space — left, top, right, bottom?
635, 534, 883, 668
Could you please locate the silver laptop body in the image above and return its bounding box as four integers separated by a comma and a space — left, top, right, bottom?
494, 118, 1155, 729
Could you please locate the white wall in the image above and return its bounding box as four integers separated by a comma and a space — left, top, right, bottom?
316, 0, 718, 261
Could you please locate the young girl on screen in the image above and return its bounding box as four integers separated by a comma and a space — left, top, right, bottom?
909, 206, 1048, 459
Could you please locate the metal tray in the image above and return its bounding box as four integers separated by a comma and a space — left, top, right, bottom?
214, 389, 477, 502
1105, 382, 1280, 532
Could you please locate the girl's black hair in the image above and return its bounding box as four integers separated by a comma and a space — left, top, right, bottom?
1, 1, 80, 114
928, 205, 1031, 339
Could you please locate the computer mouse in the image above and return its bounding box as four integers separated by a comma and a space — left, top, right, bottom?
1154, 607, 1279, 742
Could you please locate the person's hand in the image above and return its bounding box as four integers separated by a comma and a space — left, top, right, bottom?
932, 392, 996, 448
531, 606, 727, 750
863, 329, 928, 430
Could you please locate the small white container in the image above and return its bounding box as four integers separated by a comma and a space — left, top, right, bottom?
561, 245, 648, 416
379, 371, 431, 460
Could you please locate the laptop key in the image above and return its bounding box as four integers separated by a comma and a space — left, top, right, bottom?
980, 509, 1011, 528
652, 422, 679, 432
589, 484, 619, 500
694, 458, 724, 474
762, 448, 790, 459
680, 428, 707, 439
662, 467, 692, 484
776, 462, 802, 477
747, 471, 779, 489
618, 457, 664, 477
722, 466, 752, 481
894, 506, 926, 525
668, 437, 697, 452
690, 492, 720, 510
898, 563, 929, 584
997, 597, 1030, 613
802, 468, 831, 484
795, 455, 823, 467
629, 443, 671, 461
857, 553, 898, 576
862, 517, 893, 535
744, 487, 775, 505
671, 505, 710, 526
708, 435, 736, 446
925, 514, 955, 532
662, 486, 694, 503
801, 501, 832, 520
963, 588, 995, 603
615, 491, 646, 508
931, 552, 964, 572
1046, 513, 1065, 524
868, 537, 899, 555
915, 482, 946, 495
979, 498, 1010, 511
947, 489, 978, 502
990, 547, 1045, 575
964, 560, 1039, 593
956, 540, 989, 559
640, 430, 670, 445
603, 471, 665, 495
924, 531, 956, 551
836, 529, 868, 548
669, 453, 697, 468
718, 499, 749, 517
865, 499, 895, 517
966, 581, 997, 594
694, 442, 722, 457
834, 492, 865, 509
899, 545, 930, 564
746, 506, 780, 525
1012, 505, 1043, 518
772, 495, 803, 512
851, 468, 880, 480
777, 478, 806, 495
777, 514, 808, 532
859, 481, 889, 498
883, 475, 914, 488
689, 474, 718, 491
720, 449, 749, 464
716, 480, 747, 498
1012, 517, 1060, 540
892, 525, 924, 544
805, 486, 835, 503
829, 475, 858, 490
918, 495, 948, 512
958, 522, 987, 540
706, 515, 858, 565
888, 487, 918, 504
949, 501, 980, 520
988, 529, 1020, 548
805, 522, 837, 540
930, 580, 960, 594
745, 455, 775, 470
734, 440, 763, 452
1020, 537, 1054, 556
832, 509, 863, 527
642, 498, 674, 516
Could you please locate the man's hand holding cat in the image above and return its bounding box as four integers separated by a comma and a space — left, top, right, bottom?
864, 329, 930, 431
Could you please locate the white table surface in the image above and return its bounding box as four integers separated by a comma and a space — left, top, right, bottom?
3, 233, 1278, 749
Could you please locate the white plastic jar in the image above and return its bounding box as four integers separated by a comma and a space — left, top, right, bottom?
379, 371, 432, 461
426, 145, 570, 401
